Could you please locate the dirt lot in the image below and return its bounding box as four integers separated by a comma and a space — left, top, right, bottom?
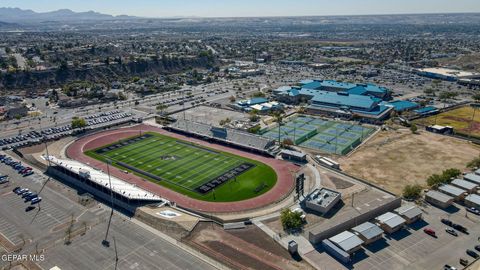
339, 128, 480, 195
184, 222, 313, 270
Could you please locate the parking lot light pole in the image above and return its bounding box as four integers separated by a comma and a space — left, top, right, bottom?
102, 159, 115, 247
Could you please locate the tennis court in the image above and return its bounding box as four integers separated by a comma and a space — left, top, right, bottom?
261, 115, 375, 155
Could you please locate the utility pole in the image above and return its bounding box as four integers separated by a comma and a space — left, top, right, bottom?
102, 159, 115, 248
113, 237, 119, 270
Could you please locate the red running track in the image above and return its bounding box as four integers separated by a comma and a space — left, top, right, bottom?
66, 124, 297, 213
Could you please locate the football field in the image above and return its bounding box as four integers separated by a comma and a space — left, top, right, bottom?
85, 132, 277, 202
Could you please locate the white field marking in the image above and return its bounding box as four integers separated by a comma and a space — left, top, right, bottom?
147, 165, 152, 168
138, 162, 143, 164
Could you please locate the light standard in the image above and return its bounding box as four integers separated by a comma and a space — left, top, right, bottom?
102, 158, 115, 247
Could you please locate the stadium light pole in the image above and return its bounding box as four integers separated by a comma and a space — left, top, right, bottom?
102, 158, 115, 248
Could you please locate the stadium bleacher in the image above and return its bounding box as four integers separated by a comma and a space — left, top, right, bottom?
167, 119, 277, 155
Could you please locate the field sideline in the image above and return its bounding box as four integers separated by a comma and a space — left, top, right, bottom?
85, 132, 277, 202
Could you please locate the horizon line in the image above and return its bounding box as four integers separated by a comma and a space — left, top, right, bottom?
1, 6, 480, 19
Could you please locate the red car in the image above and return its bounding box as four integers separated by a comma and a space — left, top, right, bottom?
424, 228, 436, 237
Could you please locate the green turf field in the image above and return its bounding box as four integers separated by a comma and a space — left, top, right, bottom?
85, 132, 277, 202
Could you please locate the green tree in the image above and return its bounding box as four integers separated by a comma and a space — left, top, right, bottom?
156, 104, 168, 115
280, 209, 303, 231
247, 125, 261, 134
71, 117, 87, 129
410, 123, 418, 134
426, 168, 461, 187
402, 184, 422, 200
467, 155, 480, 169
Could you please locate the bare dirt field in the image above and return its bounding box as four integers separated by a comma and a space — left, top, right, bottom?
338, 128, 480, 195
184, 222, 313, 270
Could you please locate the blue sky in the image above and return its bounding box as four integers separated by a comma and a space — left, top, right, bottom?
2, 0, 480, 17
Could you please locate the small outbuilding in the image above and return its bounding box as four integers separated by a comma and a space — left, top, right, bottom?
464, 173, 480, 186
351, 222, 383, 245
328, 231, 364, 254
425, 190, 454, 209
465, 194, 480, 209
451, 179, 478, 193
438, 184, 467, 201
394, 205, 422, 224
375, 212, 406, 234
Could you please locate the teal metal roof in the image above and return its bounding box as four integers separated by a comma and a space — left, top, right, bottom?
308, 91, 377, 109
385, 100, 419, 112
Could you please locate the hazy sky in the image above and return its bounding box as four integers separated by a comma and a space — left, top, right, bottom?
2, 0, 480, 17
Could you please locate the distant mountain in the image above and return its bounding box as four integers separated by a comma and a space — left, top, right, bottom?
0, 7, 136, 23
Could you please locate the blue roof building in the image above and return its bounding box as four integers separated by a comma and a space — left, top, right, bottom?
384, 100, 420, 112
272, 80, 392, 122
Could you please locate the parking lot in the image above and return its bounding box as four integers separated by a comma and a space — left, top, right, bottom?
305, 202, 480, 270
0, 153, 215, 269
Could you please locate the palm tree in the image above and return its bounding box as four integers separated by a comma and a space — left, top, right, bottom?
271, 111, 284, 145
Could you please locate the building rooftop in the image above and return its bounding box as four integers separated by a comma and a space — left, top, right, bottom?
414, 106, 438, 115
464, 173, 480, 185
417, 67, 480, 79
425, 190, 454, 203
465, 194, 480, 206
394, 204, 422, 219
44, 155, 163, 201
309, 90, 377, 110
306, 188, 341, 209
280, 149, 307, 159
384, 100, 419, 112
438, 184, 467, 197
329, 231, 364, 252
351, 222, 383, 240
376, 212, 406, 228
451, 179, 478, 190
237, 97, 268, 107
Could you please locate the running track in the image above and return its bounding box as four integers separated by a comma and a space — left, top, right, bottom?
66, 124, 297, 213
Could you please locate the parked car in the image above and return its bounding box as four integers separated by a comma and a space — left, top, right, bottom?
444, 264, 457, 270
453, 224, 468, 234
445, 228, 458, 236
31, 197, 42, 205
460, 258, 469, 266
475, 245, 480, 252
25, 206, 36, 212
22, 171, 34, 177
466, 207, 480, 215
424, 228, 436, 237
21, 191, 33, 198
466, 249, 479, 258
17, 188, 29, 195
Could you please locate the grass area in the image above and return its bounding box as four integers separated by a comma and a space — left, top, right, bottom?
85, 132, 277, 202
414, 106, 480, 137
